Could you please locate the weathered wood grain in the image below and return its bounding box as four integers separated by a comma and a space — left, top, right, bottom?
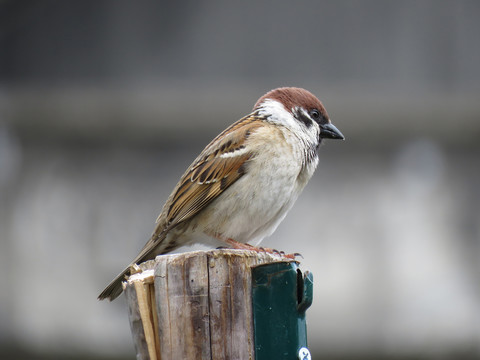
124, 264, 158, 360
125, 249, 288, 359
157, 252, 211, 359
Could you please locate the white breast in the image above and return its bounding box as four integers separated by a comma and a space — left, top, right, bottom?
196, 124, 319, 245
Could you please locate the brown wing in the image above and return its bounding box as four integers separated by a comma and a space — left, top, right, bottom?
154, 114, 264, 238
98, 115, 266, 301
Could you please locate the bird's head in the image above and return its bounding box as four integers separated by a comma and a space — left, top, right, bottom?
254, 87, 344, 146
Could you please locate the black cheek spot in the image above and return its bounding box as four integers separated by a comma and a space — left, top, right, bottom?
295, 110, 313, 128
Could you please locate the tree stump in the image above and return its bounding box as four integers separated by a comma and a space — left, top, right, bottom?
123, 249, 312, 360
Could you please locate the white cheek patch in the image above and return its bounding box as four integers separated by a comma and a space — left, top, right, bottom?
257, 99, 320, 151
257, 99, 296, 127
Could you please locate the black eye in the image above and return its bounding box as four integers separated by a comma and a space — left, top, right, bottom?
310, 109, 320, 119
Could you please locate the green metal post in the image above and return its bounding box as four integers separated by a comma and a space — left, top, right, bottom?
252, 261, 314, 359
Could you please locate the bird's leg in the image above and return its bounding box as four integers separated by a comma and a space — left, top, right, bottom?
220, 236, 298, 260
223, 238, 258, 251
259, 246, 297, 260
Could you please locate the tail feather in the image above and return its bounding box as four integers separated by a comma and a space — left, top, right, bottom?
98, 266, 130, 301
98, 233, 170, 301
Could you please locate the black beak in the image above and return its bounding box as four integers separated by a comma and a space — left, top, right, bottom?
320, 122, 345, 140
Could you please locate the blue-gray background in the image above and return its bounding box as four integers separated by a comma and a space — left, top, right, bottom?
0, 1, 479, 359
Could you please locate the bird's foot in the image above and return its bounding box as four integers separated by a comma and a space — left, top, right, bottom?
258, 247, 302, 260
222, 237, 301, 260
223, 238, 258, 251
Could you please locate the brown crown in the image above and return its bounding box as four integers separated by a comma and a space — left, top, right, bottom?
253, 87, 329, 121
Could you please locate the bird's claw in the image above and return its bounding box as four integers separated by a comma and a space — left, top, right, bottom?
255, 247, 301, 261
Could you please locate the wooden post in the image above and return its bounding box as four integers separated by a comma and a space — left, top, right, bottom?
123, 249, 311, 360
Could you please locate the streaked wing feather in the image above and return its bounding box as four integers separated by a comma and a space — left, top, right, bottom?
162, 114, 264, 232
167, 148, 250, 225
131, 114, 264, 262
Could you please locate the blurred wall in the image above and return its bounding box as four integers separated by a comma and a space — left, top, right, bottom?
0, 1, 479, 359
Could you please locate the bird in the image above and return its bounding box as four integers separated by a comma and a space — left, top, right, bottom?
98, 87, 344, 301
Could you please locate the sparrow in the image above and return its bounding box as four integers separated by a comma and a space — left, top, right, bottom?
98, 87, 344, 301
